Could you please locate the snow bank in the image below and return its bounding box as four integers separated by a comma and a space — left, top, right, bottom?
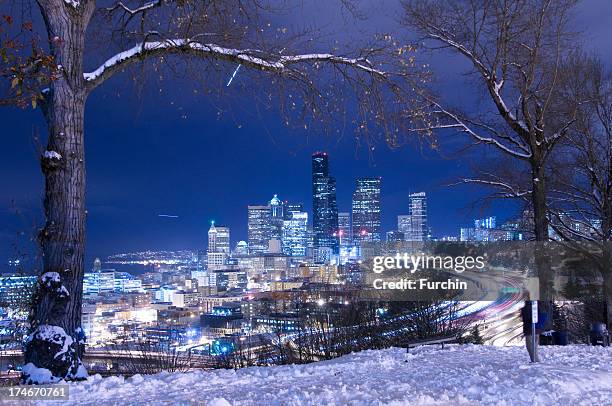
21, 363, 60, 385
40, 345, 612, 405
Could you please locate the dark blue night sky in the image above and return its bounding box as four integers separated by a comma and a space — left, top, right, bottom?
1, 1, 611, 269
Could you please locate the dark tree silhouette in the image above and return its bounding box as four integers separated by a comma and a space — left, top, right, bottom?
401, 0, 590, 299
402, 0, 581, 242
548, 52, 612, 327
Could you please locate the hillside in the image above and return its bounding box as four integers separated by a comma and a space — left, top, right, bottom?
37, 344, 612, 405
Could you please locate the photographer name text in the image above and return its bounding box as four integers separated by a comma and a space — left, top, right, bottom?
370, 254, 485, 291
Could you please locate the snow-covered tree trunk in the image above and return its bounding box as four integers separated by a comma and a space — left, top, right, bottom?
22, 0, 94, 384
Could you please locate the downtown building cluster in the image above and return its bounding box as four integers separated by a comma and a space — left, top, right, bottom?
239, 153, 430, 266
71, 152, 437, 357
0, 153, 542, 368
0, 153, 443, 360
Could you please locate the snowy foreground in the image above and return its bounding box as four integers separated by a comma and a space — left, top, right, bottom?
20, 345, 612, 405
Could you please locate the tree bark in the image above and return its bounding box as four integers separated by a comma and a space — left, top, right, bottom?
531, 155, 553, 301
530, 164, 549, 242
602, 244, 612, 330
22, 1, 93, 384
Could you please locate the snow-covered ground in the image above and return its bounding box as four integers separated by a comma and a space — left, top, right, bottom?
23, 345, 612, 405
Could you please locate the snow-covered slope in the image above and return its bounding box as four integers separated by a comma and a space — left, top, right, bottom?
38, 345, 612, 405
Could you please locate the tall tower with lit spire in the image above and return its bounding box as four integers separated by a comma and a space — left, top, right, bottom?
269, 194, 285, 241
208, 221, 230, 254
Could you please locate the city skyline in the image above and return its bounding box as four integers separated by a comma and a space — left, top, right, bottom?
2, 145, 529, 270
2, 134, 504, 267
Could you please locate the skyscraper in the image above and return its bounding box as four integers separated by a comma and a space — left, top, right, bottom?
352, 177, 382, 244
475, 216, 496, 229
207, 221, 230, 254
337, 212, 351, 246
269, 194, 285, 241
207, 221, 230, 270
248, 205, 271, 254
284, 203, 304, 219
398, 215, 412, 239
407, 192, 428, 241
282, 211, 308, 256
312, 152, 339, 253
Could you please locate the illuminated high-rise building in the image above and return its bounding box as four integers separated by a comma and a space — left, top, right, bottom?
207, 221, 230, 270
248, 205, 271, 254
269, 194, 285, 241
406, 192, 428, 241
352, 177, 382, 244
475, 216, 496, 229
208, 222, 230, 254
337, 212, 351, 246
312, 152, 339, 253
398, 215, 412, 239
284, 202, 304, 219
282, 211, 308, 256
207, 252, 227, 270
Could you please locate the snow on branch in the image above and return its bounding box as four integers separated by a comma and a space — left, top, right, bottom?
544, 119, 576, 146
457, 178, 532, 199
426, 101, 532, 159
84, 39, 386, 91
106, 0, 162, 16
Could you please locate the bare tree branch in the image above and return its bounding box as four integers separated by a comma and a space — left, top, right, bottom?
455, 178, 532, 199
84, 39, 387, 91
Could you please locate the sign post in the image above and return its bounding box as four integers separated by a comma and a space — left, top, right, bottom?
531, 300, 538, 363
